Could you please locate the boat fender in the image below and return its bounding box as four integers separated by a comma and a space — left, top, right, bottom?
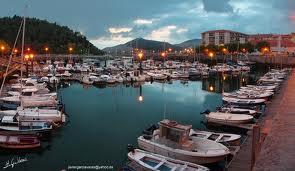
127, 144, 135, 153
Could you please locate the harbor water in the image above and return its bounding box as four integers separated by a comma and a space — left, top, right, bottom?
0, 67, 267, 171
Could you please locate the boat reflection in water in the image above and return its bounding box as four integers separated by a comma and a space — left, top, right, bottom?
202, 73, 252, 93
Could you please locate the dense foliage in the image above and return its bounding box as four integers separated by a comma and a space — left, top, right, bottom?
195, 41, 269, 54
0, 16, 104, 55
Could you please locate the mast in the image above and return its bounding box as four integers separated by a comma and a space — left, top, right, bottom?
21, 13, 26, 83
0, 18, 24, 95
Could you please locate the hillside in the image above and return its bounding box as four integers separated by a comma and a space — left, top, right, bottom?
0, 16, 104, 55
103, 38, 182, 55
175, 39, 201, 48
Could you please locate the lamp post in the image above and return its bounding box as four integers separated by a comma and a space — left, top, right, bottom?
29, 54, 34, 73
138, 52, 143, 75
161, 52, 166, 68
209, 52, 214, 66
1, 46, 5, 58
24, 54, 29, 77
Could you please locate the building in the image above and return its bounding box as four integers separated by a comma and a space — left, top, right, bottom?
248, 33, 295, 53
201, 30, 248, 46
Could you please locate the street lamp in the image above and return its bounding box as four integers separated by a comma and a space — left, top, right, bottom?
1, 46, 5, 58
138, 52, 144, 74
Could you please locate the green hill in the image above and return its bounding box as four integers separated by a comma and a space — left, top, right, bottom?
0, 15, 104, 55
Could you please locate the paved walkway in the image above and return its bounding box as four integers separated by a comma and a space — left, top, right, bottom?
254, 70, 295, 171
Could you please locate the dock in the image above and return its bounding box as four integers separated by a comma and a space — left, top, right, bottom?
228, 70, 294, 171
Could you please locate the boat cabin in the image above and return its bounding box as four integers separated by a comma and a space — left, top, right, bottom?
158, 119, 192, 144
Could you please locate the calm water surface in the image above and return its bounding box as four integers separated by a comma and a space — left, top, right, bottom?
0, 68, 266, 171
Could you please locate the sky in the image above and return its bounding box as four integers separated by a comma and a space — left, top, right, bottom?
0, 0, 295, 49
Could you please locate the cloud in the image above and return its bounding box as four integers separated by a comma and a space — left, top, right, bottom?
108, 27, 132, 34
134, 19, 153, 25
176, 28, 188, 33
202, 0, 233, 13
90, 34, 133, 49
146, 25, 177, 41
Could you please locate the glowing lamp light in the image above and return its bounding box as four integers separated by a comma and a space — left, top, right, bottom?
29, 54, 34, 59
222, 48, 227, 53
138, 52, 143, 59
208, 52, 214, 58
69, 47, 73, 52
168, 48, 172, 52
161, 52, 166, 57
138, 95, 144, 102
24, 54, 29, 60
1, 46, 5, 50
45, 47, 49, 51
14, 49, 18, 53
223, 75, 226, 81
209, 85, 214, 92
27, 48, 31, 51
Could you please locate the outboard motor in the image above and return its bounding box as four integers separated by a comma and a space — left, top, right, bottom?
200, 109, 211, 115
127, 144, 135, 153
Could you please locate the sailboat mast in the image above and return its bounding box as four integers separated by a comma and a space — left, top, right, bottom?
21, 14, 26, 81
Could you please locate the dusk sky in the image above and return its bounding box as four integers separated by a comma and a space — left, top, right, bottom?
1, 0, 295, 49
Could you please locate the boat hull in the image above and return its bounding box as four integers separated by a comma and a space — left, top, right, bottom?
138, 138, 228, 164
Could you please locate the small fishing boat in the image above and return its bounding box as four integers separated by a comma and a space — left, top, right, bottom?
0, 107, 65, 123
128, 149, 209, 171
222, 97, 266, 106
219, 107, 257, 115
206, 112, 253, 124
138, 119, 230, 164
0, 133, 40, 149
0, 116, 53, 134
189, 129, 241, 145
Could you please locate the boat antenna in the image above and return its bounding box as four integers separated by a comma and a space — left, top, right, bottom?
0, 17, 24, 95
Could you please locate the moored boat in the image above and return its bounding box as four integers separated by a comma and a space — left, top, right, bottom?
128, 148, 209, 171
138, 119, 230, 164
0, 133, 40, 149
189, 129, 241, 146
206, 112, 253, 124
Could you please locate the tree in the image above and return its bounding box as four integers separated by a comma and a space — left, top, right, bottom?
0, 16, 105, 55
255, 41, 270, 52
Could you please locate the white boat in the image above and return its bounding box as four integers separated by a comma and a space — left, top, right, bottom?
81, 75, 93, 85
206, 112, 253, 124
138, 119, 230, 164
40, 76, 49, 82
0, 108, 64, 123
0, 116, 52, 133
222, 97, 266, 106
189, 129, 241, 145
62, 71, 72, 77
49, 76, 60, 84
128, 149, 209, 171
223, 91, 273, 99
220, 107, 257, 115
